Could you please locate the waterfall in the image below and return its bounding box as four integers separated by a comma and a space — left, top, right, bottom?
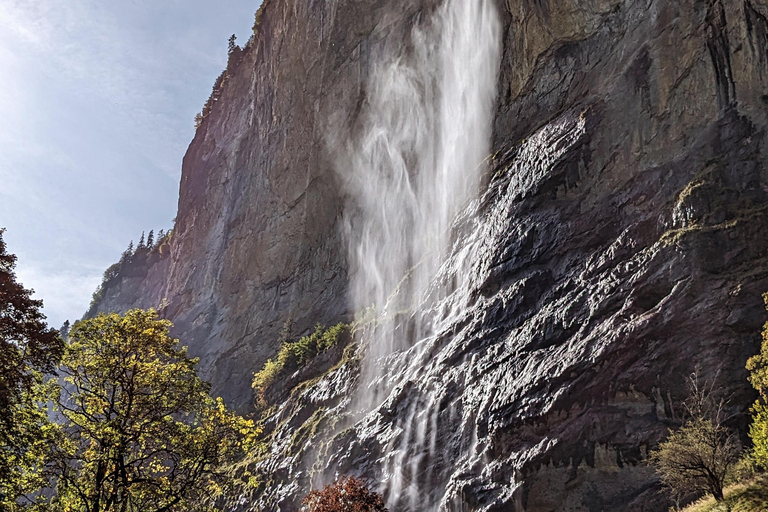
331, 0, 502, 508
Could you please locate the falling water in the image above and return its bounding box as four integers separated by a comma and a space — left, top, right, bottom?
337, 0, 501, 389
332, 0, 502, 508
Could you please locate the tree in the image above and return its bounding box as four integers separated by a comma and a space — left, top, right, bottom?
746, 293, 768, 468
649, 372, 740, 505
0, 228, 63, 510
137, 231, 146, 249
50, 309, 258, 512
146, 230, 154, 249
227, 34, 237, 55
302, 477, 388, 512
60, 320, 71, 340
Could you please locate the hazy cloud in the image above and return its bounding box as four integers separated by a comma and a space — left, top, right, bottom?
0, 0, 260, 327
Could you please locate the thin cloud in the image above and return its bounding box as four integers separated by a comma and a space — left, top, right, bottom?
0, 0, 260, 328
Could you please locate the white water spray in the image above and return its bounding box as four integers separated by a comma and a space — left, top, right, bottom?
332, 0, 501, 508
337, 0, 500, 380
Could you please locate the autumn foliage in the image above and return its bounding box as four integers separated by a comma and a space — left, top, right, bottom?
302, 477, 388, 512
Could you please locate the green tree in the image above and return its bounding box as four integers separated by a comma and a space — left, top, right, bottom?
51, 309, 258, 512
0, 228, 63, 510
146, 230, 154, 249
649, 372, 740, 506
746, 293, 768, 468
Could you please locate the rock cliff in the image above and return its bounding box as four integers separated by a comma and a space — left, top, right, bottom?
89, 0, 768, 510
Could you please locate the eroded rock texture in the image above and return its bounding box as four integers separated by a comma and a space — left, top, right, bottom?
90, 0, 768, 510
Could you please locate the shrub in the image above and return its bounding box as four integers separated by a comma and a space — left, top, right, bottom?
302, 477, 388, 512
649, 371, 741, 504
253, 2, 266, 36
252, 323, 351, 406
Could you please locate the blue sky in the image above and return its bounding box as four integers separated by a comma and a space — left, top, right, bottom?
0, 0, 260, 329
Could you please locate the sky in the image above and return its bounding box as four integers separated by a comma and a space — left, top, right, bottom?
0, 0, 261, 329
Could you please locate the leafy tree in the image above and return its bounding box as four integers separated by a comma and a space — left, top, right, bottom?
146, 230, 154, 249
0, 228, 63, 510
649, 371, 740, 505
746, 293, 768, 468
302, 477, 388, 512
50, 309, 258, 512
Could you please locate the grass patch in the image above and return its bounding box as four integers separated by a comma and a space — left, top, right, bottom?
680, 475, 768, 512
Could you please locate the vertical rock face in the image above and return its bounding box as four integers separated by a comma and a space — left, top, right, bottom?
91, 0, 437, 408
90, 0, 768, 510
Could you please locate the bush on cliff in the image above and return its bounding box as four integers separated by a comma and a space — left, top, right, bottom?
252, 322, 351, 407
302, 477, 388, 512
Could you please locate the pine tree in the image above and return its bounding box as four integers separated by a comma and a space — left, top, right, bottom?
59, 320, 71, 340
228, 34, 237, 55
138, 231, 146, 249
146, 230, 155, 248
157, 229, 165, 242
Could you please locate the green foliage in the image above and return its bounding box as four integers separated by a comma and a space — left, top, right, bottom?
650, 417, 741, 503
195, 33, 246, 131
679, 475, 768, 512
252, 323, 351, 406
0, 379, 59, 512
253, 2, 266, 36
87, 229, 173, 314
0, 228, 63, 510
649, 372, 741, 504
746, 293, 768, 469
50, 309, 259, 512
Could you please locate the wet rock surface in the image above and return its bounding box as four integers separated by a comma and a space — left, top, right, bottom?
91, 0, 768, 510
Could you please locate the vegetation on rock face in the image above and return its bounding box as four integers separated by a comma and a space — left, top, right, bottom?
0, 228, 63, 511
252, 2, 266, 37
302, 477, 388, 512
252, 322, 351, 407
49, 309, 258, 512
194, 34, 244, 130
87, 228, 173, 314
193, 0, 274, 131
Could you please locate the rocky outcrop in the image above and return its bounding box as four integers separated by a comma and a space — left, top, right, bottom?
90, 0, 768, 510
